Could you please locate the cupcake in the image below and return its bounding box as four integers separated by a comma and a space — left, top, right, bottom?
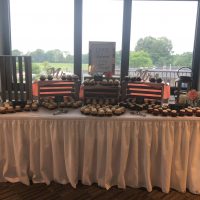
179, 109, 185, 116
153, 109, 159, 116
162, 110, 168, 116
7, 106, 15, 113
84, 108, 91, 115
196, 110, 200, 117
48, 104, 56, 110
186, 109, 193, 116
147, 107, 153, 114
0, 107, 6, 114
171, 110, 177, 117
15, 105, 22, 112
24, 104, 31, 111
114, 108, 122, 116
158, 107, 163, 114
91, 108, 98, 116
98, 109, 105, 116
106, 109, 113, 116
31, 104, 38, 111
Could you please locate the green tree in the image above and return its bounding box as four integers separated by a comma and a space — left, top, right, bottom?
172, 52, 192, 68
12, 49, 23, 56
129, 51, 153, 68
135, 36, 173, 66
29, 49, 46, 62
45, 49, 65, 63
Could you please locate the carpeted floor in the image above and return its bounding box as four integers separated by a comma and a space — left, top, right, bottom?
0, 182, 199, 200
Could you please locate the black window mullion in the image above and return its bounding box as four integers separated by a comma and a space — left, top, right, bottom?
192, 0, 200, 90
120, 0, 132, 81
0, 0, 11, 55
74, 0, 83, 79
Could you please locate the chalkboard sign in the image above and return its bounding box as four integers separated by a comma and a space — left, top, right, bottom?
88, 41, 115, 75
55, 96, 64, 103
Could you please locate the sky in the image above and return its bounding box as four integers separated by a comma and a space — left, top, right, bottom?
10, 0, 198, 55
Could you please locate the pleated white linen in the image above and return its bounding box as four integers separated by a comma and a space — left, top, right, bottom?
0, 110, 200, 194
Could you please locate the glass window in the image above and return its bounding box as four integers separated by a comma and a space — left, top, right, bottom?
10, 0, 74, 80
129, 1, 197, 86
82, 0, 123, 77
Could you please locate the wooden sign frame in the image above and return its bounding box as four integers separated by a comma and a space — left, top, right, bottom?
88, 41, 115, 75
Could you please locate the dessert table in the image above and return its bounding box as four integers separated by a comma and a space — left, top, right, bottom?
0, 109, 200, 194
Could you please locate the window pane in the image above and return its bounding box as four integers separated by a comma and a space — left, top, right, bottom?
129, 1, 197, 86
10, 0, 74, 80
82, 0, 123, 77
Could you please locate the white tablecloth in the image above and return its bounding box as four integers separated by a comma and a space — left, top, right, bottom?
0, 109, 200, 194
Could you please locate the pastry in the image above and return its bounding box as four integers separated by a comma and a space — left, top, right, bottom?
15, 105, 22, 112
24, 105, 31, 111
0, 107, 6, 114
98, 109, 105, 116
114, 108, 122, 116
91, 108, 98, 116
171, 110, 177, 117
186, 109, 193, 116
31, 104, 38, 111
153, 109, 159, 116
162, 110, 168, 116
147, 107, 153, 114
106, 109, 112, 116
196, 110, 200, 117
84, 108, 90, 115
179, 109, 185, 116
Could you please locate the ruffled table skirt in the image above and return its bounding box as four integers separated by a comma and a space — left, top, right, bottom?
0, 110, 200, 194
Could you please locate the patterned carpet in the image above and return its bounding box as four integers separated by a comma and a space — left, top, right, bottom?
0, 182, 199, 200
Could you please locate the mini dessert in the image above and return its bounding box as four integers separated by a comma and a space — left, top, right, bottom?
84, 108, 90, 115
24, 105, 31, 111
171, 110, 177, 117
162, 110, 168, 116
106, 109, 112, 116
196, 110, 200, 117
80, 106, 87, 113
166, 109, 171, 114
113, 79, 120, 86
153, 109, 159, 116
91, 108, 98, 116
31, 104, 38, 111
48, 104, 56, 110
108, 79, 113, 85
153, 105, 160, 109
15, 105, 22, 112
47, 74, 53, 80
158, 107, 163, 114
72, 102, 79, 108
0, 107, 6, 114
120, 107, 126, 113
147, 107, 153, 114
186, 109, 193, 116
179, 109, 185, 116
111, 107, 116, 113
98, 109, 105, 116
192, 107, 197, 114
114, 108, 122, 116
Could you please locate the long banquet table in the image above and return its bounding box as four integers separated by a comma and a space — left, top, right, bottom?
0, 108, 200, 194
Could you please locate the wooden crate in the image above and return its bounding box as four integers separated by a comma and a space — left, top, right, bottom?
121, 81, 164, 102
0, 56, 32, 102
37, 80, 80, 101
